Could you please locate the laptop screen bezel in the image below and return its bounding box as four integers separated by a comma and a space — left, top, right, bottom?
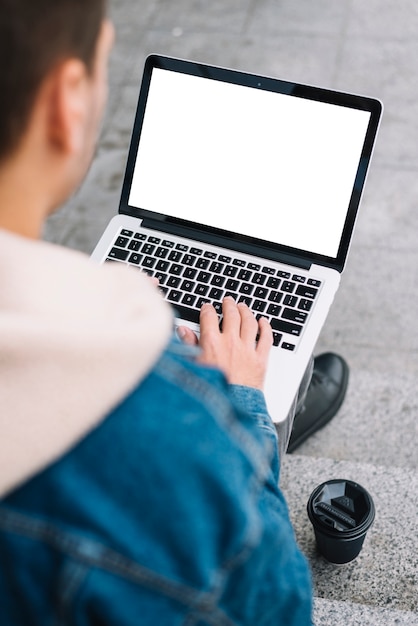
118, 54, 382, 273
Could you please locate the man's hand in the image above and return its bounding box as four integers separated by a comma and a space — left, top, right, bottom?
178, 297, 273, 390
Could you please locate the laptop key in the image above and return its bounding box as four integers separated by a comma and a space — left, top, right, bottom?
128, 253, 142, 265
272, 332, 282, 347
115, 236, 129, 248
169, 264, 183, 276
142, 244, 155, 255
142, 256, 156, 269
252, 273, 266, 285
167, 276, 181, 288
156, 247, 169, 258
282, 342, 296, 351
282, 308, 308, 324
253, 300, 267, 313
197, 271, 211, 283
281, 281, 296, 293
128, 240, 142, 252
154, 272, 167, 285
156, 260, 170, 272
209, 262, 224, 273
308, 279, 322, 287
296, 285, 318, 299
173, 304, 200, 324
182, 294, 196, 307
292, 274, 306, 283
238, 269, 252, 281
283, 294, 298, 307
226, 278, 239, 291
254, 286, 268, 299
181, 280, 195, 292
196, 258, 210, 269
298, 298, 313, 311
267, 304, 281, 317
239, 283, 254, 295
168, 290, 182, 303
224, 265, 238, 277
211, 275, 225, 287
183, 254, 196, 266
109, 247, 129, 261
209, 287, 224, 300
267, 277, 281, 289
268, 290, 283, 303
196, 297, 210, 308
262, 266, 275, 275
183, 267, 197, 279
168, 250, 183, 262
195, 283, 209, 296
270, 319, 303, 336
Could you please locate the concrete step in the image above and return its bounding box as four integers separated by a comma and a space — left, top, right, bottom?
289, 365, 418, 471
314, 598, 418, 626
280, 455, 418, 617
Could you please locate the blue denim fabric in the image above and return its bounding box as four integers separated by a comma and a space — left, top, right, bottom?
0, 339, 312, 625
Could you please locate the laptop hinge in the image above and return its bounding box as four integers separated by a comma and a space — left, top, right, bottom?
140, 217, 312, 270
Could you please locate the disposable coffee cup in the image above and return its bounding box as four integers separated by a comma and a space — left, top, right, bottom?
307, 479, 375, 564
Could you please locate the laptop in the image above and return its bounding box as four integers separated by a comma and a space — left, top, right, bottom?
91, 54, 382, 423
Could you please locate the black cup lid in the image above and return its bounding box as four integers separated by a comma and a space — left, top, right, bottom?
307, 479, 375, 537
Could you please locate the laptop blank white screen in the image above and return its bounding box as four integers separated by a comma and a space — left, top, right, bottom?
128, 68, 371, 259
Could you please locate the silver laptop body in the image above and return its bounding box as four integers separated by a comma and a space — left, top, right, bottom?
92, 55, 382, 423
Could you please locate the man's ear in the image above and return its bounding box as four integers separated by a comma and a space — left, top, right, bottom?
46, 59, 90, 155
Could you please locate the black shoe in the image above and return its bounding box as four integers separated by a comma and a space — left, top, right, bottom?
287, 353, 349, 454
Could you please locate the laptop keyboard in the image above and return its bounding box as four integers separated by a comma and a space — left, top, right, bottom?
105, 228, 322, 352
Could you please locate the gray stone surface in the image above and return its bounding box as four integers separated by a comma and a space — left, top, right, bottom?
314, 598, 418, 626
42, 0, 418, 621
292, 368, 418, 470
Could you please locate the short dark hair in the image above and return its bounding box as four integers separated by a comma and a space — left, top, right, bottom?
0, 0, 107, 161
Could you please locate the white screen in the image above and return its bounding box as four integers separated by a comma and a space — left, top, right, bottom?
128, 69, 371, 258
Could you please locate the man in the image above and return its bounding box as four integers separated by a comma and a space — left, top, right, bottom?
0, 0, 348, 623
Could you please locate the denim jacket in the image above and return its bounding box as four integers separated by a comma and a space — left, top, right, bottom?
0, 339, 312, 625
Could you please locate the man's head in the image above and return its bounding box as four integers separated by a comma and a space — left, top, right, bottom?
0, 0, 108, 161
0, 0, 114, 236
